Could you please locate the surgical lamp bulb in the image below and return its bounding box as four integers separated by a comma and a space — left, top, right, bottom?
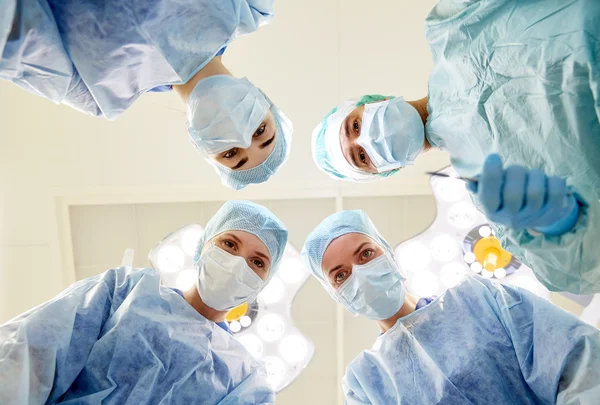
156, 245, 185, 273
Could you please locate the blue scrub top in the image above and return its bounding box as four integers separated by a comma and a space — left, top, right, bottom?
149, 47, 228, 93
171, 287, 231, 334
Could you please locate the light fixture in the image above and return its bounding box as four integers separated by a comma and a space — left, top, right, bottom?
279, 335, 309, 364
175, 269, 197, 291
395, 241, 431, 273
156, 245, 185, 273
278, 257, 306, 284
440, 262, 468, 288
264, 356, 286, 389
448, 202, 477, 229
240, 315, 252, 328
463, 252, 476, 264
258, 278, 285, 304
409, 270, 439, 297
258, 314, 285, 342
430, 234, 459, 262
181, 228, 203, 256
150, 225, 315, 393
238, 334, 264, 358
478, 226, 492, 238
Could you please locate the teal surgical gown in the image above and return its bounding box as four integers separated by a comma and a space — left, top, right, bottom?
424, 0, 600, 294
0, 0, 274, 119
343, 276, 600, 404
0, 267, 274, 404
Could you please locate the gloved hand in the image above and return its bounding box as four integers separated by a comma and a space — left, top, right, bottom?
467, 154, 580, 235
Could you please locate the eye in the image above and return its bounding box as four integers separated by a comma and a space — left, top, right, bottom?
353, 119, 360, 133
334, 271, 347, 284
251, 259, 265, 269
221, 239, 237, 251
361, 249, 373, 260
253, 124, 267, 137
223, 148, 238, 159
359, 148, 367, 164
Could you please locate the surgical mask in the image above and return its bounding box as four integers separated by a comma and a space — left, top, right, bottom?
186, 75, 271, 155
357, 97, 425, 172
196, 244, 264, 311
336, 252, 406, 320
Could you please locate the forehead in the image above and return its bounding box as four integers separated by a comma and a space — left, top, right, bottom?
322, 232, 377, 267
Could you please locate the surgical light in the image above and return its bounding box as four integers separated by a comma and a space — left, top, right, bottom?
240, 315, 252, 328
279, 335, 309, 364
440, 262, 467, 288
175, 269, 197, 291
410, 271, 439, 297
156, 245, 185, 273
463, 252, 476, 264
238, 334, 263, 358
258, 314, 285, 342
264, 356, 286, 389
230, 321, 242, 333
279, 257, 305, 284
494, 268, 507, 279
478, 226, 492, 238
430, 234, 459, 262
181, 228, 203, 256
395, 241, 431, 273
259, 278, 285, 304
470, 261, 483, 273
448, 202, 477, 229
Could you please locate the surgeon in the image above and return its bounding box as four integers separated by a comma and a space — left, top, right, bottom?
0, 0, 292, 190
302, 210, 600, 404
0, 200, 288, 404
311, 0, 600, 294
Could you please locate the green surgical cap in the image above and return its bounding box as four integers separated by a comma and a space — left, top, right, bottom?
355, 94, 396, 107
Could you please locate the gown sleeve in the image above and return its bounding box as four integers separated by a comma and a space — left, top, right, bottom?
491, 187, 600, 295
0, 0, 102, 116
0, 268, 132, 404
342, 370, 373, 405
217, 366, 275, 405
489, 281, 600, 404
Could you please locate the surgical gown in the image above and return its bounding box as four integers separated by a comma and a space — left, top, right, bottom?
0, 0, 274, 119
424, 0, 600, 294
0, 267, 274, 404
343, 276, 600, 405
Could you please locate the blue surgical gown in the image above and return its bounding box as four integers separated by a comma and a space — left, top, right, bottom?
0, 0, 274, 119
0, 267, 274, 404
343, 276, 600, 405
424, 0, 600, 294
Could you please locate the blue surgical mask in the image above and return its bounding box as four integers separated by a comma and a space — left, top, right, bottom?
357, 97, 425, 172
336, 252, 406, 320
186, 75, 271, 155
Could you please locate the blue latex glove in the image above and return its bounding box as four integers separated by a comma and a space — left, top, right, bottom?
467, 154, 579, 235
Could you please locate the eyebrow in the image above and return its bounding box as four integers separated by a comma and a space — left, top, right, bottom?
327, 242, 370, 277
342, 117, 362, 168
260, 135, 275, 149
349, 147, 360, 168
222, 233, 242, 244
232, 157, 248, 170
255, 251, 271, 265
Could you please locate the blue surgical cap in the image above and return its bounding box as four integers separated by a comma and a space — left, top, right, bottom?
312, 97, 398, 182
196, 200, 289, 280
301, 210, 393, 283
210, 104, 293, 190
